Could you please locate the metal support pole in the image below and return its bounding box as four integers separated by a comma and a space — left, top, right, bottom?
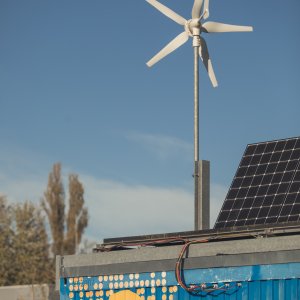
193, 34, 210, 230
193, 36, 200, 230
195, 160, 210, 230
194, 43, 199, 163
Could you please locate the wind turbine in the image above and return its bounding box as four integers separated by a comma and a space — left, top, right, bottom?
146, 0, 253, 230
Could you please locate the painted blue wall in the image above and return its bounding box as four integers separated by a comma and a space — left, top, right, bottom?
60, 263, 300, 299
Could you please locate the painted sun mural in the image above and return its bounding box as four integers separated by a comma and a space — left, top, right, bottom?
64, 271, 179, 300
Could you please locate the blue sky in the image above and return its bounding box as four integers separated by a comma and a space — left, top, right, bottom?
0, 0, 299, 242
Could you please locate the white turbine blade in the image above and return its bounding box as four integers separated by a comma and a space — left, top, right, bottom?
202, 0, 209, 19
192, 0, 203, 19
146, 0, 186, 25
202, 21, 253, 33
199, 37, 218, 87
147, 32, 189, 67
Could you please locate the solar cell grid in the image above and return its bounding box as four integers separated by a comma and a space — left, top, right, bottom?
215, 137, 300, 229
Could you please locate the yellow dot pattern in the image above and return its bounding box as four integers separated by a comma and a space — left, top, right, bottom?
65, 271, 179, 300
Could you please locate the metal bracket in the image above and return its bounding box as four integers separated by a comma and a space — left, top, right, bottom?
60, 256, 65, 278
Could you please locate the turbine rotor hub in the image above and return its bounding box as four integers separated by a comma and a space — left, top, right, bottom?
185, 19, 201, 37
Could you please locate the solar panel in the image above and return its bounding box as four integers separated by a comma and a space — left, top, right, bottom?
214, 137, 300, 229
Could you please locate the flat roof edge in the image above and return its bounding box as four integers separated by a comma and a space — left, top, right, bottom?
98, 222, 300, 250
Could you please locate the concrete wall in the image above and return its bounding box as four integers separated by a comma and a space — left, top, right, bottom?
0, 284, 57, 300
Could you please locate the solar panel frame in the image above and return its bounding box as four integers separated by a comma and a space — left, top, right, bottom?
214, 136, 300, 229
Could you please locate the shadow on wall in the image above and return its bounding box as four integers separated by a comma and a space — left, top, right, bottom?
0, 284, 57, 300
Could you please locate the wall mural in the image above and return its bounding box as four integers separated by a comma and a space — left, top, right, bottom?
66, 271, 179, 300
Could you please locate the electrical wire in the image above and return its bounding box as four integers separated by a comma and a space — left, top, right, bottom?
175, 237, 244, 295
97, 236, 188, 251
98, 233, 251, 295
175, 239, 212, 294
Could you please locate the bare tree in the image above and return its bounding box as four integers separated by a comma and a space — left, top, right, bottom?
0, 196, 14, 286
41, 163, 65, 256
13, 201, 53, 284
65, 174, 88, 255
0, 198, 53, 285
42, 163, 88, 257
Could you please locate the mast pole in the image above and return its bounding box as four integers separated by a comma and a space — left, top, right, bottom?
193, 33, 200, 230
